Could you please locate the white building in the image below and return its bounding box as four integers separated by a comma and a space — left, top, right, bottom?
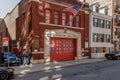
89, 3, 113, 58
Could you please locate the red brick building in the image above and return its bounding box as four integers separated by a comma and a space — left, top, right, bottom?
17, 0, 89, 63
0, 19, 9, 52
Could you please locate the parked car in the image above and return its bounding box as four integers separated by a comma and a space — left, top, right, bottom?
105, 51, 120, 60
0, 67, 14, 80
3, 52, 21, 66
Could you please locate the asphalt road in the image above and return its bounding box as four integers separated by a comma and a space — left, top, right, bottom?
12, 60, 120, 80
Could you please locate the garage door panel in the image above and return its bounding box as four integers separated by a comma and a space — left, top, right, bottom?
50, 53, 75, 62
50, 38, 77, 62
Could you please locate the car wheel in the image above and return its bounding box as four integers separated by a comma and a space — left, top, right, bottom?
116, 56, 119, 60
108, 57, 112, 60
17, 63, 20, 66
117, 56, 120, 60
0, 71, 9, 80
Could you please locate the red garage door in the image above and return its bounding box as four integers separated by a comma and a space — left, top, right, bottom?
50, 38, 77, 62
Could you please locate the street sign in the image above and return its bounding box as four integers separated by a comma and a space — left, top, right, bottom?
2, 37, 9, 46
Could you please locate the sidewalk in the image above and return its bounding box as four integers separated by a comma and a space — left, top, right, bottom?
11, 58, 106, 75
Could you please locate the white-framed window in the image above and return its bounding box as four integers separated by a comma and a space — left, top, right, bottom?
106, 35, 110, 42
45, 10, 51, 23
98, 34, 104, 42
76, 16, 79, 27
106, 48, 110, 53
69, 14, 73, 26
93, 18, 98, 27
93, 33, 98, 42
101, 19, 104, 28
62, 13, 66, 25
105, 8, 108, 15
96, 6, 99, 12
54, 11, 59, 24
93, 47, 98, 53
106, 21, 111, 29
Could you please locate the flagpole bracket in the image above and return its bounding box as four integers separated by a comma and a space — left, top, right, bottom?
64, 27, 67, 33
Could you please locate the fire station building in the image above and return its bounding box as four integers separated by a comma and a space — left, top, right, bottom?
17, 0, 89, 63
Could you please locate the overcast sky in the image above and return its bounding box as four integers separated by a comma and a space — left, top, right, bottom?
0, 0, 20, 18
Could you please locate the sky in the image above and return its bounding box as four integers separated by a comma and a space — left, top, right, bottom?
0, 0, 20, 18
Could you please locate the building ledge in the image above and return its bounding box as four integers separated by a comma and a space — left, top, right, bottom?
39, 22, 85, 30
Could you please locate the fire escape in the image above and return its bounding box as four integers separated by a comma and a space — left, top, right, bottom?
113, 0, 120, 51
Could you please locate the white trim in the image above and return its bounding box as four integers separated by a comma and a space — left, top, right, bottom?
91, 53, 105, 58
41, 0, 70, 7
92, 12, 112, 19
39, 22, 85, 30
41, 0, 85, 12
44, 29, 81, 62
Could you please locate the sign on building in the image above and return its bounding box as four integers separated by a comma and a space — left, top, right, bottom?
2, 37, 9, 46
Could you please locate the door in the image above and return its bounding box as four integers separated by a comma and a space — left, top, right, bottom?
50, 38, 77, 62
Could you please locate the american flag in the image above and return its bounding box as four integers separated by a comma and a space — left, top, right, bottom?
63, 5, 81, 15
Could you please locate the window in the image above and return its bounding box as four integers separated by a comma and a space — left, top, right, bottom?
62, 13, 66, 25
45, 10, 51, 23
94, 18, 105, 28
118, 16, 120, 24
106, 48, 110, 53
32, 39, 40, 52
105, 8, 108, 15
54, 11, 59, 24
93, 18, 98, 27
114, 28, 117, 35
97, 19, 101, 27
93, 33, 98, 42
106, 35, 110, 42
93, 47, 98, 53
69, 14, 73, 26
114, 15, 117, 23
101, 19, 104, 28
99, 34, 104, 42
118, 29, 120, 38
76, 16, 79, 27
106, 21, 111, 29
104, 34, 106, 42
96, 6, 99, 12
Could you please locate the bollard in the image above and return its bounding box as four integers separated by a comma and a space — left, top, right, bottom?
75, 56, 78, 60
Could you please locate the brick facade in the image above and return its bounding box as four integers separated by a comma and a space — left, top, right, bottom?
17, 0, 89, 63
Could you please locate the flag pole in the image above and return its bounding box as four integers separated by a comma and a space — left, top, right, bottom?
65, 3, 85, 27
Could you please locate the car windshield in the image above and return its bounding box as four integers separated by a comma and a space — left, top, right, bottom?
111, 52, 120, 54
4, 52, 16, 57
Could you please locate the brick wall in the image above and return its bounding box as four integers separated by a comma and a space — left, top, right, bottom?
18, 0, 89, 60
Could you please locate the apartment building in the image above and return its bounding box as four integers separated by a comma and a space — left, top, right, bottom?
17, 0, 89, 63
86, 0, 120, 52
89, 3, 113, 58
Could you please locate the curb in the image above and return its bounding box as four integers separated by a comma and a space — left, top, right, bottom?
14, 59, 106, 75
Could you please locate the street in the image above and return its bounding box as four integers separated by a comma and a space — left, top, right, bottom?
12, 60, 120, 80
